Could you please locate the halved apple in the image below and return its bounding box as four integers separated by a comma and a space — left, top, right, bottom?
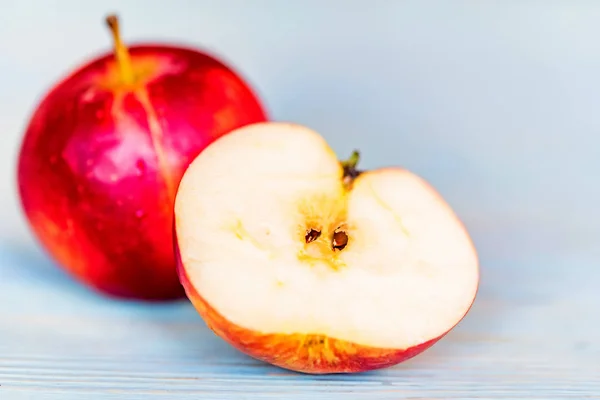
174, 122, 479, 374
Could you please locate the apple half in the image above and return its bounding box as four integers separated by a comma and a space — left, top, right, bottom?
174, 122, 479, 374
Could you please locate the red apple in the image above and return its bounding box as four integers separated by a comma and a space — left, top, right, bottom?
174, 122, 479, 374
16, 14, 268, 300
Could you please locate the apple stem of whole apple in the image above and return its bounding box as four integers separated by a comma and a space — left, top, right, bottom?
105, 14, 135, 85
341, 150, 362, 189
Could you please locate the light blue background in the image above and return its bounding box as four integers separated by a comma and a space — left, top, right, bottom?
2, 1, 599, 257
1, 1, 598, 398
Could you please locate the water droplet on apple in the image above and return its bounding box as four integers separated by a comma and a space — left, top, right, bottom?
135, 209, 146, 219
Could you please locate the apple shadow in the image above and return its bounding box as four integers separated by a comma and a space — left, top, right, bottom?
0, 239, 193, 309
138, 301, 289, 376
0, 240, 95, 299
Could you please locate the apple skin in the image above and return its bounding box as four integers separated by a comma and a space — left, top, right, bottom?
17, 44, 267, 300
174, 239, 444, 374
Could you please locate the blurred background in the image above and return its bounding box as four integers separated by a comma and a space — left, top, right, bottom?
1, 0, 598, 395
2, 0, 599, 265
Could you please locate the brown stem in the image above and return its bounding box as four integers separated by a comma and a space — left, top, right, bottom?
105, 14, 134, 85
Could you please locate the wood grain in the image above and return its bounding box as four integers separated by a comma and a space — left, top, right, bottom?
0, 228, 598, 399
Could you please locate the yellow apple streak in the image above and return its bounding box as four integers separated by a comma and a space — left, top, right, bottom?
367, 182, 411, 237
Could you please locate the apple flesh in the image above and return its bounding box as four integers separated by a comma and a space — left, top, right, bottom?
174, 122, 479, 373
16, 15, 268, 300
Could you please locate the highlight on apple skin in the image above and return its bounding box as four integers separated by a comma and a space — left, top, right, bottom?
16, 14, 268, 300
173, 121, 480, 374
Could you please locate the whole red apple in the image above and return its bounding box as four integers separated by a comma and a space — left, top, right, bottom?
16, 15, 268, 300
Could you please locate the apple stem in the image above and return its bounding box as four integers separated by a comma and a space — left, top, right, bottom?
341, 150, 362, 188
341, 150, 360, 171
105, 14, 135, 85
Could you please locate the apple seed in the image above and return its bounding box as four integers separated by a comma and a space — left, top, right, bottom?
332, 230, 348, 250
305, 229, 321, 243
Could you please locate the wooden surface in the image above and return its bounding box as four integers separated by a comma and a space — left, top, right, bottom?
1, 221, 598, 399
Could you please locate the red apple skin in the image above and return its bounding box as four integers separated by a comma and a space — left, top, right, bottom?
17, 45, 268, 300
174, 240, 448, 374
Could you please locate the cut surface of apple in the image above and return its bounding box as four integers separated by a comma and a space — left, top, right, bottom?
174, 122, 479, 374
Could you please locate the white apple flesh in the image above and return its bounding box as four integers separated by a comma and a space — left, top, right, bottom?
174, 122, 479, 374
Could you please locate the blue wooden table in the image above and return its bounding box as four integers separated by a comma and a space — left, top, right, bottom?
2, 2, 600, 398
1, 216, 598, 398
